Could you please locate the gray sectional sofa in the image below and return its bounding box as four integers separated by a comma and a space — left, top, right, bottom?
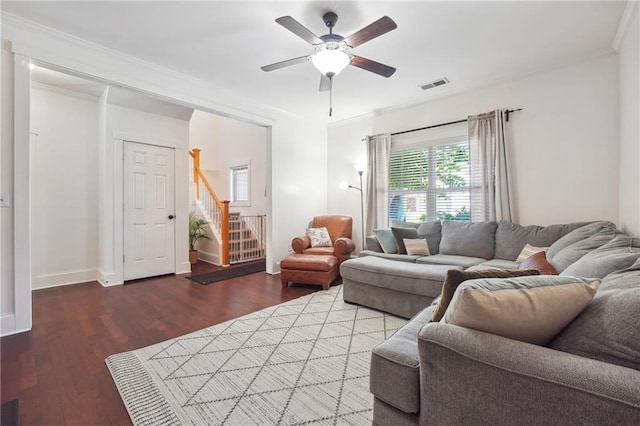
339, 220, 640, 425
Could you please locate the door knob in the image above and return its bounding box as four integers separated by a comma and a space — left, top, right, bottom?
168, 215, 175, 220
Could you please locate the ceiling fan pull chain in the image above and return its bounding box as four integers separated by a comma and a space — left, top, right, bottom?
329, 80, 333, 117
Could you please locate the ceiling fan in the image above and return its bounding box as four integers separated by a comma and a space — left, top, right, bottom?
261, 12, 397, 93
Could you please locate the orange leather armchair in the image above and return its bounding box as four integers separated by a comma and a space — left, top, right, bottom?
291, 215, 356, 265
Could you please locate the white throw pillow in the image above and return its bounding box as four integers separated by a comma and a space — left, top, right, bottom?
306, 227, 333, 247
441, 275, 600, 345
516, 244, 548, 263
403, 238, 430, 256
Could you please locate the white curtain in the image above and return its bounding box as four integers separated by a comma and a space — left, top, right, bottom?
469, 109, 513, 222
365, 133, 392, 235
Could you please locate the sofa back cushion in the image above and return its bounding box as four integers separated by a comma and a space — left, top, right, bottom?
550, 259, 640, 371
560, 234, 640, 279
494, 221, 591, 261
439, 221, 497, 259
546, 221, 616, 272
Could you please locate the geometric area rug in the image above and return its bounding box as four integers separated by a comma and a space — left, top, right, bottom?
106, 285, 407, 425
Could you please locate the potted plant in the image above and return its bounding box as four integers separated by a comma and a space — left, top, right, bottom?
189, 212, 210, 264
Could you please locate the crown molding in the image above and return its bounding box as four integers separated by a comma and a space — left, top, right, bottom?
0, 11, 298, 126
31, 80, 103, 101
613, 1, 639, 51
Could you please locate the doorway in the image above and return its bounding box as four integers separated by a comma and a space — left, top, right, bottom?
123, 141, 176, 281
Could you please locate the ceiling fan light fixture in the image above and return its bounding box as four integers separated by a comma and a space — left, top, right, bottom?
311, 49, 351, 77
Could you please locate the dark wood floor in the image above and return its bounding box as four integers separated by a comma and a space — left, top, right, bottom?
1, 262, 322, 425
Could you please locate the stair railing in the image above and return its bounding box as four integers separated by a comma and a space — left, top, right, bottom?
189, 149, 230, 266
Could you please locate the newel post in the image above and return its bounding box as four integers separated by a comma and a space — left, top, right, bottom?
221, 200, 230, 266
192, 148, 201, 200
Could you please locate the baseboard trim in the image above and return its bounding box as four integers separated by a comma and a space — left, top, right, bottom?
0, 314, 30, 337
98, 270, 123, 287
198, 250, 221, 266
177, 261, 192, 275
32, 268, 99, 290
1, 314, 16, 336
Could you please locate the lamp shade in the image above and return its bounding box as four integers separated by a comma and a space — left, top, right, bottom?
339, 180, 350, 190
311, 50, 351, 76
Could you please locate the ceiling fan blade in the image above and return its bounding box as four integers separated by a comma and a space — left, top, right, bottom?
351, 55, 396, 78
276, 16, 323, 45
261, 56, 309, 72
319, 74, 332, 92
344, 16, 397, 48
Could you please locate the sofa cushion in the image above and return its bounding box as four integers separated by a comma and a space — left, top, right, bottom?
365, 235, 383, 252
415, 254, 486, 268
494, 221, 591, 261
370, 306, 435, 414
550, 260, 640, 371
374, 228, 397, 254
391, 227, 418, 254
560, 234, 640, 279
442, 275, 600, 345
358, 250, 419, 263
404, 238, 430, 256
466, 258, 519, 272
439, 221, 497, 259
546, 222, 616, 272
518, 251, 558, 275
430, 268, 540, 322
340, 256, 458, 298
392, 220, 442, 254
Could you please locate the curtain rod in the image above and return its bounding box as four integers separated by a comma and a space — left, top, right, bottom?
390, 108, 522, 137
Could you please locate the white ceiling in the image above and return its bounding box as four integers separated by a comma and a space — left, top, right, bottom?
2, 1, 627, 122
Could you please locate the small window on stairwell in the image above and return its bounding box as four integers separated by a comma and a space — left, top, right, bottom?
230, 164, 250, 206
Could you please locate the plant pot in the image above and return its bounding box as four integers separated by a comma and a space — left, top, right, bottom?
189, 250, 199, 265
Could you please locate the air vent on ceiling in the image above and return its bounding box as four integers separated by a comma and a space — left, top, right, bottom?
420, 78, 450, 90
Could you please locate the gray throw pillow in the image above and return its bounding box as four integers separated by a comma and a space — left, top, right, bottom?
392, 220, 442, 254
561, 234, 640, 278
373, 228, 397, 254
550, 260, 640, 371
439, 221, 498, 260
494, 221, 591, 261
547, 224, 616, 273
391, 227, 419, 254
416, 221, 442, 255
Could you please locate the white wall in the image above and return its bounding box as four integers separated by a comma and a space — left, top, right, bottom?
1, 40, 15, 324
189, 110, 267, 216
31, 85, 99, 289
329, 54, 621, 233
617, 5, 639, 236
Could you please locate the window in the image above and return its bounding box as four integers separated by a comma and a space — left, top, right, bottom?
388, 138, 470, 223
230, 164, 250, 206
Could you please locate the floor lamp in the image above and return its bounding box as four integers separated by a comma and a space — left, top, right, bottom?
340, 166, 365, 250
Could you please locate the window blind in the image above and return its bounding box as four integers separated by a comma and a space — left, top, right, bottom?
388, 140, 470, 223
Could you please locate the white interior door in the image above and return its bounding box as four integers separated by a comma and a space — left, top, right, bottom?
123, 142, 175, 280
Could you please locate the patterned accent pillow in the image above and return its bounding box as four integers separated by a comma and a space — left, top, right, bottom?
306, 227, 332, 248
441, 276, 600, 345
404, 238, 430, 256
518, 251, 558, 275
430, 268, 540, 322
516, 244, 548, 263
